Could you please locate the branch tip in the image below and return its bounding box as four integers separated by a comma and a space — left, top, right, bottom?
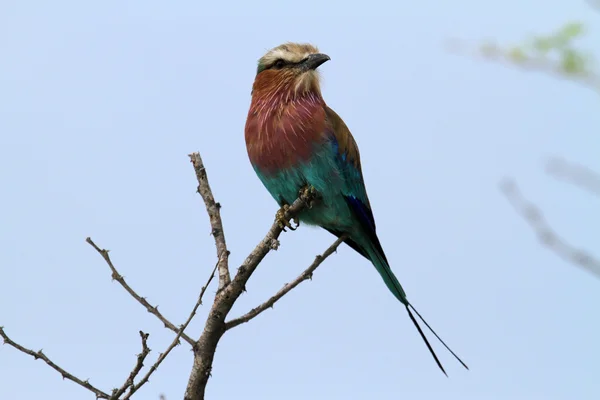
0, 327, 110, 398
189, 151, 231, 292
225, 236, 345, 330
86, 237, 196, 346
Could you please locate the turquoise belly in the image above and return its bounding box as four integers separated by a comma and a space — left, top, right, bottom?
253, 146, 353, 230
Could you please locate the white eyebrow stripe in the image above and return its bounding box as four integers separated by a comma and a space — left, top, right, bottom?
263, 50, 312, 65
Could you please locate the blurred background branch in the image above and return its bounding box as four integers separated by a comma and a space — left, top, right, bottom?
546, 157, 600, 197
447, 21, 599, 94
500, 178, 600, 278
449, 1, 598, 276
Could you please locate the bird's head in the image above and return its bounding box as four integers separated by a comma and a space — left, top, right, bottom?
251, 42, 330, 100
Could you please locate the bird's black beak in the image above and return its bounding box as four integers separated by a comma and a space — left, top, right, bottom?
302, 53, 331, 71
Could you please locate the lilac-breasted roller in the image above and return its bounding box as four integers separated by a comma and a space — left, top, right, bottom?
244, 42, 468, 375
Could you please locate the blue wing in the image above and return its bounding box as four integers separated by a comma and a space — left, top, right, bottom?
323, 106, 389, 263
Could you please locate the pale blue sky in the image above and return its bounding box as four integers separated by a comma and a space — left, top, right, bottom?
1, 1, 599, 399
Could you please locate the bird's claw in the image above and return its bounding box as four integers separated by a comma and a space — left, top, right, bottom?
275, 204, 299, 232
299, 185, 318, 209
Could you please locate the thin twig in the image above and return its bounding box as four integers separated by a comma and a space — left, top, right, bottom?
225, 236, 346, 330
500, 178, 600, 278
124, 260, 220, 399
86, 237, 195, 347
545, 157, 600, 197
0, 327, 110, 399
110, 331, 151, 399
189, 152, 231, 292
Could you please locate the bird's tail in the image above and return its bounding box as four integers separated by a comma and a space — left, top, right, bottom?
365, 245, 469, 376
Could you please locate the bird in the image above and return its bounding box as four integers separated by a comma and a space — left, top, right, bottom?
244, 42, 468, 375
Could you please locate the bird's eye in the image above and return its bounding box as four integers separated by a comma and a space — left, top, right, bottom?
273, 59, 286, 69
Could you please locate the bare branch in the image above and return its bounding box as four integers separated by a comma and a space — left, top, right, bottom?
86, 237, 195, 347
184, 185, 320, 400
189, 152, 231, 291
123, 260, 219, 399
500, 178, 600, 278
587, 0, 600, 12
546, 157, 600, 197
225, 236, 346, 330
0, 326, 110, 399
110, 331, 151, 399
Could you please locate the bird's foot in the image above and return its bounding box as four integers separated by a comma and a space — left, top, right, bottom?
298, 185, 318, 209
275, 204, 299, 232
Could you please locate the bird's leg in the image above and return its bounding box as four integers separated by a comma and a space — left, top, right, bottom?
298, 184, 318, 209
275, 203, 299, 232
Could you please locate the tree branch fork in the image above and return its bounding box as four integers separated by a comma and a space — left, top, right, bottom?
2, 151, 343, 400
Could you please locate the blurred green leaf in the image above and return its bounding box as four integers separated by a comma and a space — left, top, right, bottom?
469, 16, 598, 90
480, 42, 499, 57
536, 22, 586, 50
561, 49, 587, 75
508, 47, 527, 63
560, 22, 585, 39
532, 37, 554, 54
